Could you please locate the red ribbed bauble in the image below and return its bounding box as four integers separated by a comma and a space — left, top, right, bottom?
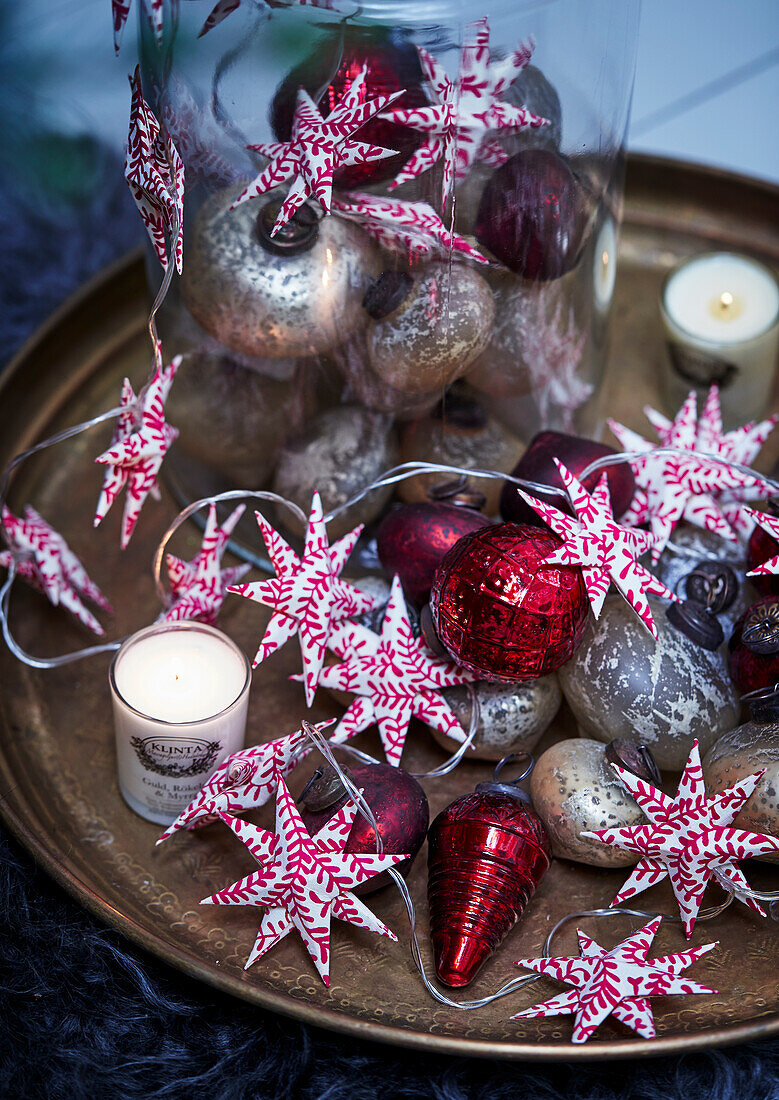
500, 430, 635, 526
748, 511, 779, 597
269, 33, 428, 188
427, 765, 551, 987
376, 503, 489, 606
474, 149, 584, 280
430, 523, 589, 680
729, 596, 779, 694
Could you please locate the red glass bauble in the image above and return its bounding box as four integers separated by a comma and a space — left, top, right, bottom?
728, 596, 779, 694
427, 779, 550, 987
748, 516, 779, 597
430, 523, 589, 681
474, 149, 585, 279
376, 503, 489, 606
269, 33, 429, 188
500, 430, 635, 526
300, 762, 429, 895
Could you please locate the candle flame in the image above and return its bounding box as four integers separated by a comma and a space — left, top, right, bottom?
708, 289, 742, 321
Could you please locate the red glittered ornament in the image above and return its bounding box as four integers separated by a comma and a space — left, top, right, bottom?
729, 596, 779, 694
269, 32, 429, 188
377, 503, 489, 606
474, 149, 585, 280
427, 757, 551, 987
748, 507, 779, 597
430, 523, 589, 681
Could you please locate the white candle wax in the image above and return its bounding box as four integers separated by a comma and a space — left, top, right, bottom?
594, 216, 617, 313
110, 622, 251, 825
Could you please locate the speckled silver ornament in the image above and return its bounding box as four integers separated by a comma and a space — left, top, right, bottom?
366, 262, 495, 393
332, 331, 441, 420
653, 523, 755, 632
703, 721, 779, 860
558, 594, 740, 771
466, 273, 535, 398
272, 405, 398, 539
431, 677, 561, 761
182, 184, 380, 358
530, 739, 645, 867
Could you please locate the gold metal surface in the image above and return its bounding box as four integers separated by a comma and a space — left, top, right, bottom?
0, 156, 778, 1061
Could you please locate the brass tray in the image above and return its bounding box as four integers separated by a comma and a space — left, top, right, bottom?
1, 155, 778, 1061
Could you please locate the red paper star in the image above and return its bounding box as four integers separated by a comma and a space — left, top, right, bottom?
306, 575, 475, 766
125, 67, 185, 273
227, 493, 376, 706
112, 0, 163, 55
746, 506, 779, 578
512, 916, 717, 1043
160, 503, 250, 625
0, 506, 112, 636
156, 719, 334, 843
518, 459, 677, 638
583, 740, 779, 937
231, 69, 403, 235
609, 389, 771, 561
381, 18, 548, 205
93, 353, 180, 549
201, 777, 407, 984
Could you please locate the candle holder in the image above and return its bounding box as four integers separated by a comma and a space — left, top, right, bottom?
110, 621, 251, 825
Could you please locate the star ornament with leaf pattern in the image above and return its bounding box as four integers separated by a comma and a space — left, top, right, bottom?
201, 777, 407, 985
583, 740, 779, 938
745, 506, 779, 578
227, 493, 376, 706
512, 916, 718, 1043
518, 459, 677, 639
159, 503, 250, 625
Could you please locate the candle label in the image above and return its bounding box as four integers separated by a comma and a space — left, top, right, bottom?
667, 342, 739, 389
130, 734, 221, 779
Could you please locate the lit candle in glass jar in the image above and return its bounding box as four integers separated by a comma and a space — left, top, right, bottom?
110, 621, 251, 824
660, 252, 779, 424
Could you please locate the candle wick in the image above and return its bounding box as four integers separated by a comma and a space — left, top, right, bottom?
720, 291, 734, 311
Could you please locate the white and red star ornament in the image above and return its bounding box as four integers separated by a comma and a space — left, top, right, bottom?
381, 17, 548, 206
512, 916, 718, 1043
746, 506, 779, 578
94, 352, 181, 549
156, 719, 335, 843
125, 66, 185, 273
583, 740, 779, 938
112, 1, 163, 55
202, 776, 407, 984
160, 503, 250, 625
518, 459, 677, 638
231, 69, 404, 235
331, 192, 488, 265
302, 575, 476, 767
0, 506, 112, 636
227, 493, 376, 707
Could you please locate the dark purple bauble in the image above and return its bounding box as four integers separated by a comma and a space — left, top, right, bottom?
269, 33, 428, 188
300, 763, 429, 895
748, 511, 779, 597
729, 596, 779, 694
474, 149, 585, 280
376, 503, 489, 606
500, 430, 635, 525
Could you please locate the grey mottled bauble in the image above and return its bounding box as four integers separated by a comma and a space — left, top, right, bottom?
703, 721, 779, 860
558, 595, 740, 771
272, 406, 398, 539
652, 524, 754, 633
530, 739, 645, 867
431, 676, 561, 761
183, 185, 380, 358
366, 262, 495, 393
332, 331, 441, 420
466, 273, 535, 397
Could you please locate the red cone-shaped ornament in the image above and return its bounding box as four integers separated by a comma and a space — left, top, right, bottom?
427, 756, 551, 987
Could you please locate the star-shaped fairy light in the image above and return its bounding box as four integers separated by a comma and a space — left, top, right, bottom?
112, 0, 163, 55
156, 719, 334, 843
381, 17, 548, 205
512, 916, 718, 1043
609, 388, 772, 561
230, 69, 404, 235
160, 503, 250, 625
201, 777, 407, 984
304, 575, 475, 766
125, 67, 184, 273
227, 493, 376, 706
518, 459, 678, 638
0, 506, 112, 636
582, 741, 779, 938
94, 353, 180, 549
331, 192, 488, 264
746, 506, 779, 578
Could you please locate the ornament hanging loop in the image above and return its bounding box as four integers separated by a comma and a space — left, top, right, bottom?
475, 752, 534, 802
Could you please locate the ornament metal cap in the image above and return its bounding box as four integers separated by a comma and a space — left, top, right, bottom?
743, 683, 779, 724
666, 598, 724, 651
605, 738, 662, 786
255, 199, 319, 256
741, 599, 779, 656
475, 752, 535, 803
362, 270, 413, 320
682, 561, 739, 615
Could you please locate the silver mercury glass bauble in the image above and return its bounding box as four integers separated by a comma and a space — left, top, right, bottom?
558, 594, 740, 771
183, 185, 381, 358
530, 739, 648, 867
431, 676, 561, 761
